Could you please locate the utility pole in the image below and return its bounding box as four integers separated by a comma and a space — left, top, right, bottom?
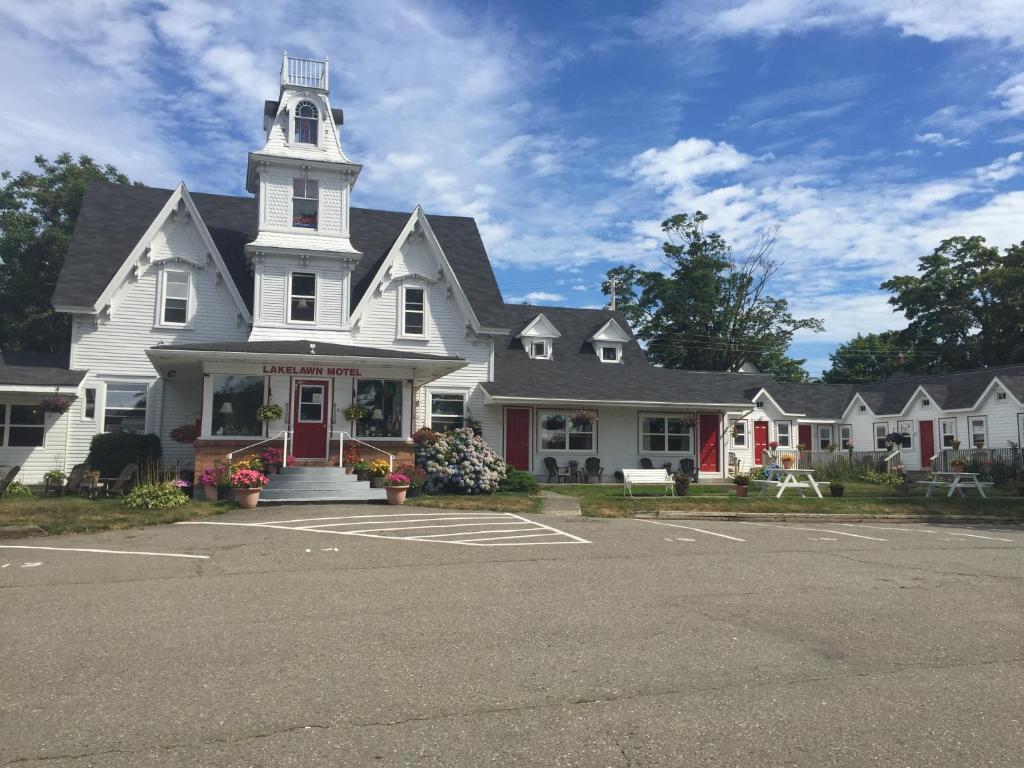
608, 278, 617, 311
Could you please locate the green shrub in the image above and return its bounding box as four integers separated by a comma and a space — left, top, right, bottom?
860, 469, 904, 488
88, 432, 161, 478
499, 469, 539, 494
122, 482, 189, 510
6, 481, 31, 498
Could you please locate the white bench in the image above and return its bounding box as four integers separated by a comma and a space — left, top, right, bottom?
622, 468, 675, 497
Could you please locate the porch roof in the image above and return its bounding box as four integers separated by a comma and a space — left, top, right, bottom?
0, 351, 85, 394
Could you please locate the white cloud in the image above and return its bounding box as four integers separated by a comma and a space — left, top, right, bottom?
994, 72, 1024, 115
914, 132, 966, 148
506, 291, 566, 304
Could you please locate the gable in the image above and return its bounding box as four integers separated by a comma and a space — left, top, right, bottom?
588, 318, 631, 343
517, 313, 561, 339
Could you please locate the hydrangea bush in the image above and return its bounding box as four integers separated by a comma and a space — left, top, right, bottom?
417, 427, 506, 494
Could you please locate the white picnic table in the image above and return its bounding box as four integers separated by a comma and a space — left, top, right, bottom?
752, 467, 826, 498
918, 471, 992, 498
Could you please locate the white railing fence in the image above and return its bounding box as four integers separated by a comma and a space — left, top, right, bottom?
334, 431, 394, 474
281, 53, 328, 89
226, 430, 290, 467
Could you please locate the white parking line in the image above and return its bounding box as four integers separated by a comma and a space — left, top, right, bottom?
0, 545, 209, 559
839, 523, 1016, 542
300, 514, 509, 529
635, 519, 746, 541
740, 522, 887, 541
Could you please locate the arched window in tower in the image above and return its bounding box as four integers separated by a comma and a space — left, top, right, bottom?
294, 100, 318, 145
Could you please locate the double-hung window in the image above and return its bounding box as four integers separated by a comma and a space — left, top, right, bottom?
1, 404, 45, 447
641, 414, 693, 453
897, 419, 913, 450
429, 392, 465, 432
161, 270, 189, 325
840, 424, 853, 450
402, 286, 426, 337
104, 383, 148, 433
817, 424, 834, 450
292, 178, 318, 229
939, 418, 957, 448
83, 388, 96, 420
775, 420, 791, 448
540, 411, 595, 451
874, 422, 888, 450
730, 419, 747, 448
289, 272, 316, 323
969, 416, 987, 447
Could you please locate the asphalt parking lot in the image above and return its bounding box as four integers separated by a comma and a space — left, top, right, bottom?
2, 505, 1023, 767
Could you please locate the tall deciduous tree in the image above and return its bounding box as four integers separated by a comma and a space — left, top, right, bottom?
603, 211, 823, 380
821, 331, 911, 383
0, 153, 135, 353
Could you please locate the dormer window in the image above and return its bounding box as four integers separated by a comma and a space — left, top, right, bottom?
294, 100, 318, 145
598, 344, 621, 363
528, 339, 552, 360
588, 318, 630, 364
292, 178, 318, 229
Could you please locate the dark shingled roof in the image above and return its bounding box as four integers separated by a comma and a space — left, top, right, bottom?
856, 363, 1024, 414
756, 381, 857, 419
55, 182, 508, 329
154, 340, 462, 362
264, 100, 343, 124
0, 351, 84, 388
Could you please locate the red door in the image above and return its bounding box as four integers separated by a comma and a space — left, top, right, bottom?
919, 419, 934, 469
753, 421, 769, 465
698, 413, 720, 472
292, 379, 329, 459
798, 424, 812, 450
505, 408, 531, 471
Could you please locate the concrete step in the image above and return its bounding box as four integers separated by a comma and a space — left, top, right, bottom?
277, 466, 350, 476
266, 475, 362, 486
258, 487, 387, 504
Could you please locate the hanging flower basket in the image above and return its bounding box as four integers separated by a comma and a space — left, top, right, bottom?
170, 423, 200, 444
344, 405, 370, 421
257, 404, 283, 421
570, 409, 597, 429
41, 396, 72, 414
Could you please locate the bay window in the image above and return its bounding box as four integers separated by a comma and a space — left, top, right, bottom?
540, 410, 595, 451
104, 383, 148, 433
640, 414, 693, 453
354, 380, 403, 438
429, 392, 465, 432
211, 375, 265, 437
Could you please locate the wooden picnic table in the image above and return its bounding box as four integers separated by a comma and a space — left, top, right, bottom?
918, 471, 992, 498
752, 467, 826, 498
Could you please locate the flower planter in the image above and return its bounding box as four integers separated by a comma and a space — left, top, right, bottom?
385, 486, 409, 505
234, 488, 261, 509
356, 470, 370, 482
343, 465, 354, 475
202, 484, 218, 501
370, 476, 385, 488
264, 463, 280, 475
781, 456, 795, 469
829, 485, 845, 498
949, 462, 967, 474
735, 486, 748, 497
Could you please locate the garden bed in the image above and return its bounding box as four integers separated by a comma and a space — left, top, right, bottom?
406, 492, 542, 514
0, 497, 228, 536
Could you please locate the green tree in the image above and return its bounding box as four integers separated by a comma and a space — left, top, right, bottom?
880, 235, 1024, 372
821, 331, 911, 383
0, 153, 135, 352
603, 211, 823, 380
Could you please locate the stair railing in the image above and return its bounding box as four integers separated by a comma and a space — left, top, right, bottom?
226, 430, 291, 468
333, 431, 395, 473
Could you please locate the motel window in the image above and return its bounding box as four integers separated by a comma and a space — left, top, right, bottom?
940, 418, 957, 448
840, 424, 853, 450
161, 270, 190, 325
211, 375, 265, 437
874, 422, 888, 450
897, 420, 913, 450
4, 404, 44, 447
430, 392, 465, 432
104, 383, 148, 433
817, 425, 834, 450
640, 414, 693, 453
294, 100, 318, 145
354, 380, 403, 438
539, 411, 595, 451
730, 419, 747, 448
292, 178, 319, 229
599, 345, 621, 363
402, 286, 426, 337
289, 272, 317, 322
775, 421, 791, 448
527, 339, 551, 360
83, 388, 96, 420
969, 416, 987, 448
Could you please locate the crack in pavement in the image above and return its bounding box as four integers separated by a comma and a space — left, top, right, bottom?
828, 552, 1024, 582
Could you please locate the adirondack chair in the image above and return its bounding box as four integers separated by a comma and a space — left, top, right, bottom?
583, 457, 604, 483
543, 457, 570, 483
680, 457, 699, 484
0, 465, 20, 497
60, 464, 89, 496
101, 463, 138, 497
639, 457, 654, 470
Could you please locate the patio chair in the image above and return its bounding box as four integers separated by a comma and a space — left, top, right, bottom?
101, 463, 138, 497
583, 457, 604, 483
639, 458, 654, 469
680, 457, 698, 484
0, 465, 20, 497
543, 457, 571, 483
60, 464, 89, 496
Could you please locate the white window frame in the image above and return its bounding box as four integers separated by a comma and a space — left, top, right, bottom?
291, 99, 319, 146
775, 420, 791, 448
874, 422, 889, 450
639, 413, 694, 454
538, 410, 597, 452
527, 339, 552, 360
597, 343, 622, 363
969, 415, 987, 448
101, 380, 150, 435
996, 390, 1008, 401
921, 398, 930, 408
155, 268, 192, 329
428, 389, 467, 432
939, 417, 957, 448
0, 403, 46, 448
730, 418, 747, 448
288, 271, 318, 324
82, 387, 97, 421
291, 177, 319, 230
398, 284, 429, 340
897, 419, 913, 450
840, 424, 853, 450
817, 424, 834, 450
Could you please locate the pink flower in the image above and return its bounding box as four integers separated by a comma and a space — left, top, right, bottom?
230, 469, 268, 489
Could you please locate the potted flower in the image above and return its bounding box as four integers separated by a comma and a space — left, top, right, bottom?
170, 478, 191, 496
384, 471, 411, 505
353, 460, 371, 482
230, 467, 268, 509
886, 432, 904, 449
43, 468, 66, 495
170, 423, 200, 444
344, 405, 370, 422
830, 482, 845, 498
198, 466, 223, 501
569, 409, 596, 429
733, 473, 750, 497
41, 396, 72, 414
259, 447, 283, 474
673, 470, 690, 496
949, 457, 967, 474
342, 444, 359, 474
368, 459, 390, 488
395, 463, 426, 497
257, 403, 283, 422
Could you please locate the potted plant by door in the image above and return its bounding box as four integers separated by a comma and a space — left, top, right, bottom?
384, 472, 411, 505
354, 460, 371, 482
259, 447, 283, 475
733, 474, 750, 497
198, 467, 222, 501
395, 463, 426, 498
830, 482, 846, 497
369, 459, 390, 488
230, 468, 268, 509
342, 444, 359, 474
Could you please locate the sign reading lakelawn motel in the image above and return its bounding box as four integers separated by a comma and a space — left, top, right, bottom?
0, 53, 1020, 492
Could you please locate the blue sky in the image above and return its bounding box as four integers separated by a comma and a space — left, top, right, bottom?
2, 1, 1023, 377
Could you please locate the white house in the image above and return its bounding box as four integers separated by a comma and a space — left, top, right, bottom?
2, 54, 1023, 493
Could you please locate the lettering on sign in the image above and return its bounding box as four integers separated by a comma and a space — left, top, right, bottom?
262, 365, 362, 376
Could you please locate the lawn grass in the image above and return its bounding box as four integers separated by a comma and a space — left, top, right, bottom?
548, 482, 1024, 518
0, 496, 230, 535
407, 492, 543, 514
